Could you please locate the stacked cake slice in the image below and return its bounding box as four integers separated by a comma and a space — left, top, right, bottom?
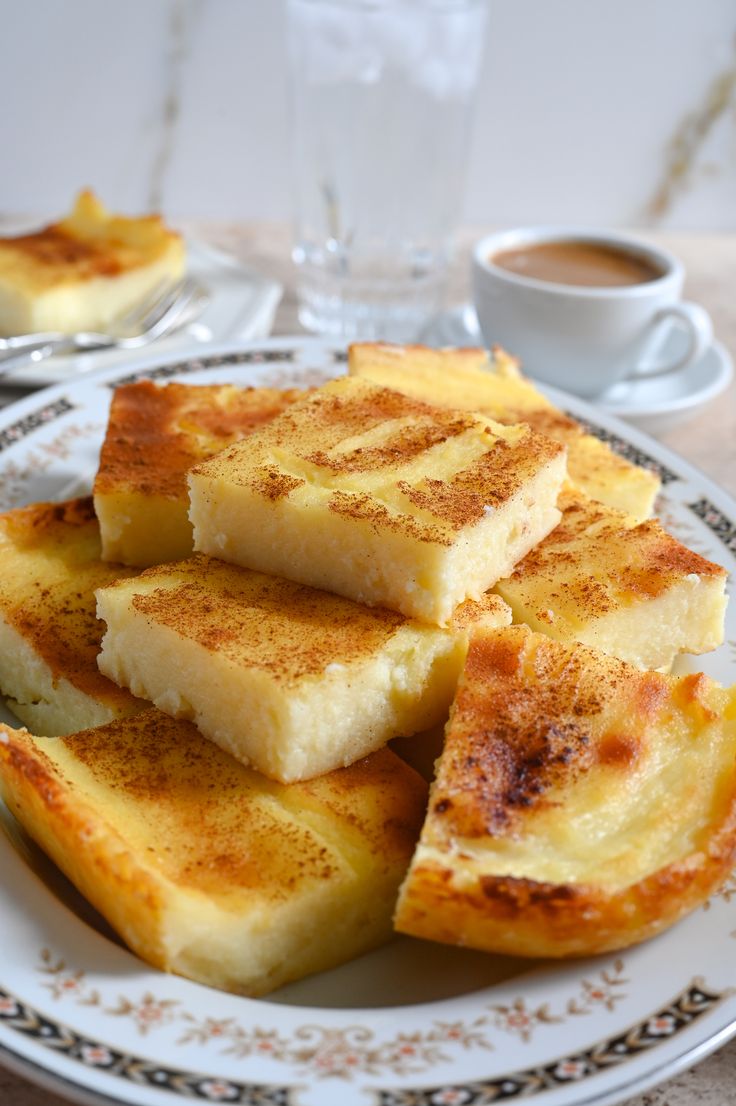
347, 340, 661, 520
94, 379, 303, 565
395, 625, 736, 957
495, 485, 727, 670
0, 709, 426, 996
95, 555, 510, 782
0, 497, 145, 733
188, 376, 567, 624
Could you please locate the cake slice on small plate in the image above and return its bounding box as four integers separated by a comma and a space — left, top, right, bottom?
188, 376, 566, 626
95, 555, 511, 782
0, 708, 427, 996
394, 625, 736, 957
0, 191, 185, 336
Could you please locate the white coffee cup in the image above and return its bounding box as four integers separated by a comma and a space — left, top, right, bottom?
472, 227, 713, 399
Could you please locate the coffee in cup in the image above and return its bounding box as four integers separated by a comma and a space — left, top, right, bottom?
490, 240, 663, 288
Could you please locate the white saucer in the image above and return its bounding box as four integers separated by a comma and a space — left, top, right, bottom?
422, 304, 733, 438
596, 339, 733, 436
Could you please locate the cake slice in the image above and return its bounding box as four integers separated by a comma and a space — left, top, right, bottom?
0, 709, 427, 996
495, 487, 728, 670
94, 380, 304, 566
348, 341, 660, 520
0, 191, 185, 336
394, 626, 736, 957
96, 555, 511, 782
0, 498, 144, 734
188, 377, 567, 625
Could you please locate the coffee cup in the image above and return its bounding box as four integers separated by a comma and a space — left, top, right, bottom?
472, 228, 713, 399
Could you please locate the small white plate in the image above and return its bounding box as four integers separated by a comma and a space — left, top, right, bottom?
0, 338, 736, 1106
422, 306, 733, 437
0, 239, 283, 389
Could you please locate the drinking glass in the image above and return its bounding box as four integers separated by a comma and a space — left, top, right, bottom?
286, 0, 488, 341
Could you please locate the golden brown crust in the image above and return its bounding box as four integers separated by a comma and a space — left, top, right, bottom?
395, 836, 736, 957
5, 226, 126, 279
431, 628, 616, 839
0, 711, 428, 990
95, 381, 304, 500
1, 496, 98, 543
0, 725, 167, 966
61, 712, 337, 896
395, 626, 736, 956
0, 191, 183, 294
0, 497, 141, 710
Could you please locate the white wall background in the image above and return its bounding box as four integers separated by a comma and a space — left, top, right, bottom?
1, 0, 735, 229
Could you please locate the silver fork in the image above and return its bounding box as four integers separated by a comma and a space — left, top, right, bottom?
0, 278, 209, 378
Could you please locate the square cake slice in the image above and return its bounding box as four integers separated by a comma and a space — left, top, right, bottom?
96, 555, 511, 782
0, 709, 427, 996
94, 380, 303, 566
188, 377, 566, 625
0, 191, 185, 336
348, 341, 660, 520
394, 626, 736, 958
495, 486, 728, 669
0, 498, 144, 734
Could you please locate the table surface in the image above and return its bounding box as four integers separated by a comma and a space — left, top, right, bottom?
1, 223, 735, 1106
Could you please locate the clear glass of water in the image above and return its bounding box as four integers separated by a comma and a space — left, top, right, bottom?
286, 0, 488, 342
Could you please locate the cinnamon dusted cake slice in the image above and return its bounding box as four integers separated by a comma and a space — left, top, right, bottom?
495, 486, 728, 670
94, 380, 303, 566
188, 377, 566, 626
0, 190, 185, 337
348, 341, 660, 520
95, 555, 511, 782
394, 626, 736, 958
0, 709, 427, 996
0, 498, 144, 734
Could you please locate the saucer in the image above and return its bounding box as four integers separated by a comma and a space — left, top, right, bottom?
422, 305, 733, 438
596, 339, 733, 436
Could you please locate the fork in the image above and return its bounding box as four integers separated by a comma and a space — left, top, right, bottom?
0, 278, 209, 378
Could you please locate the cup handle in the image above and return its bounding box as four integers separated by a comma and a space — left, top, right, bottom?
622, 301, 713, 383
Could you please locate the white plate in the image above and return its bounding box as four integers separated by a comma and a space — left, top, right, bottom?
0, 337, 735, 1106
0, 239, 283, 389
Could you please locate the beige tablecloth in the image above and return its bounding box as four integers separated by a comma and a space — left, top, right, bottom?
1, 224, 735, 1106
